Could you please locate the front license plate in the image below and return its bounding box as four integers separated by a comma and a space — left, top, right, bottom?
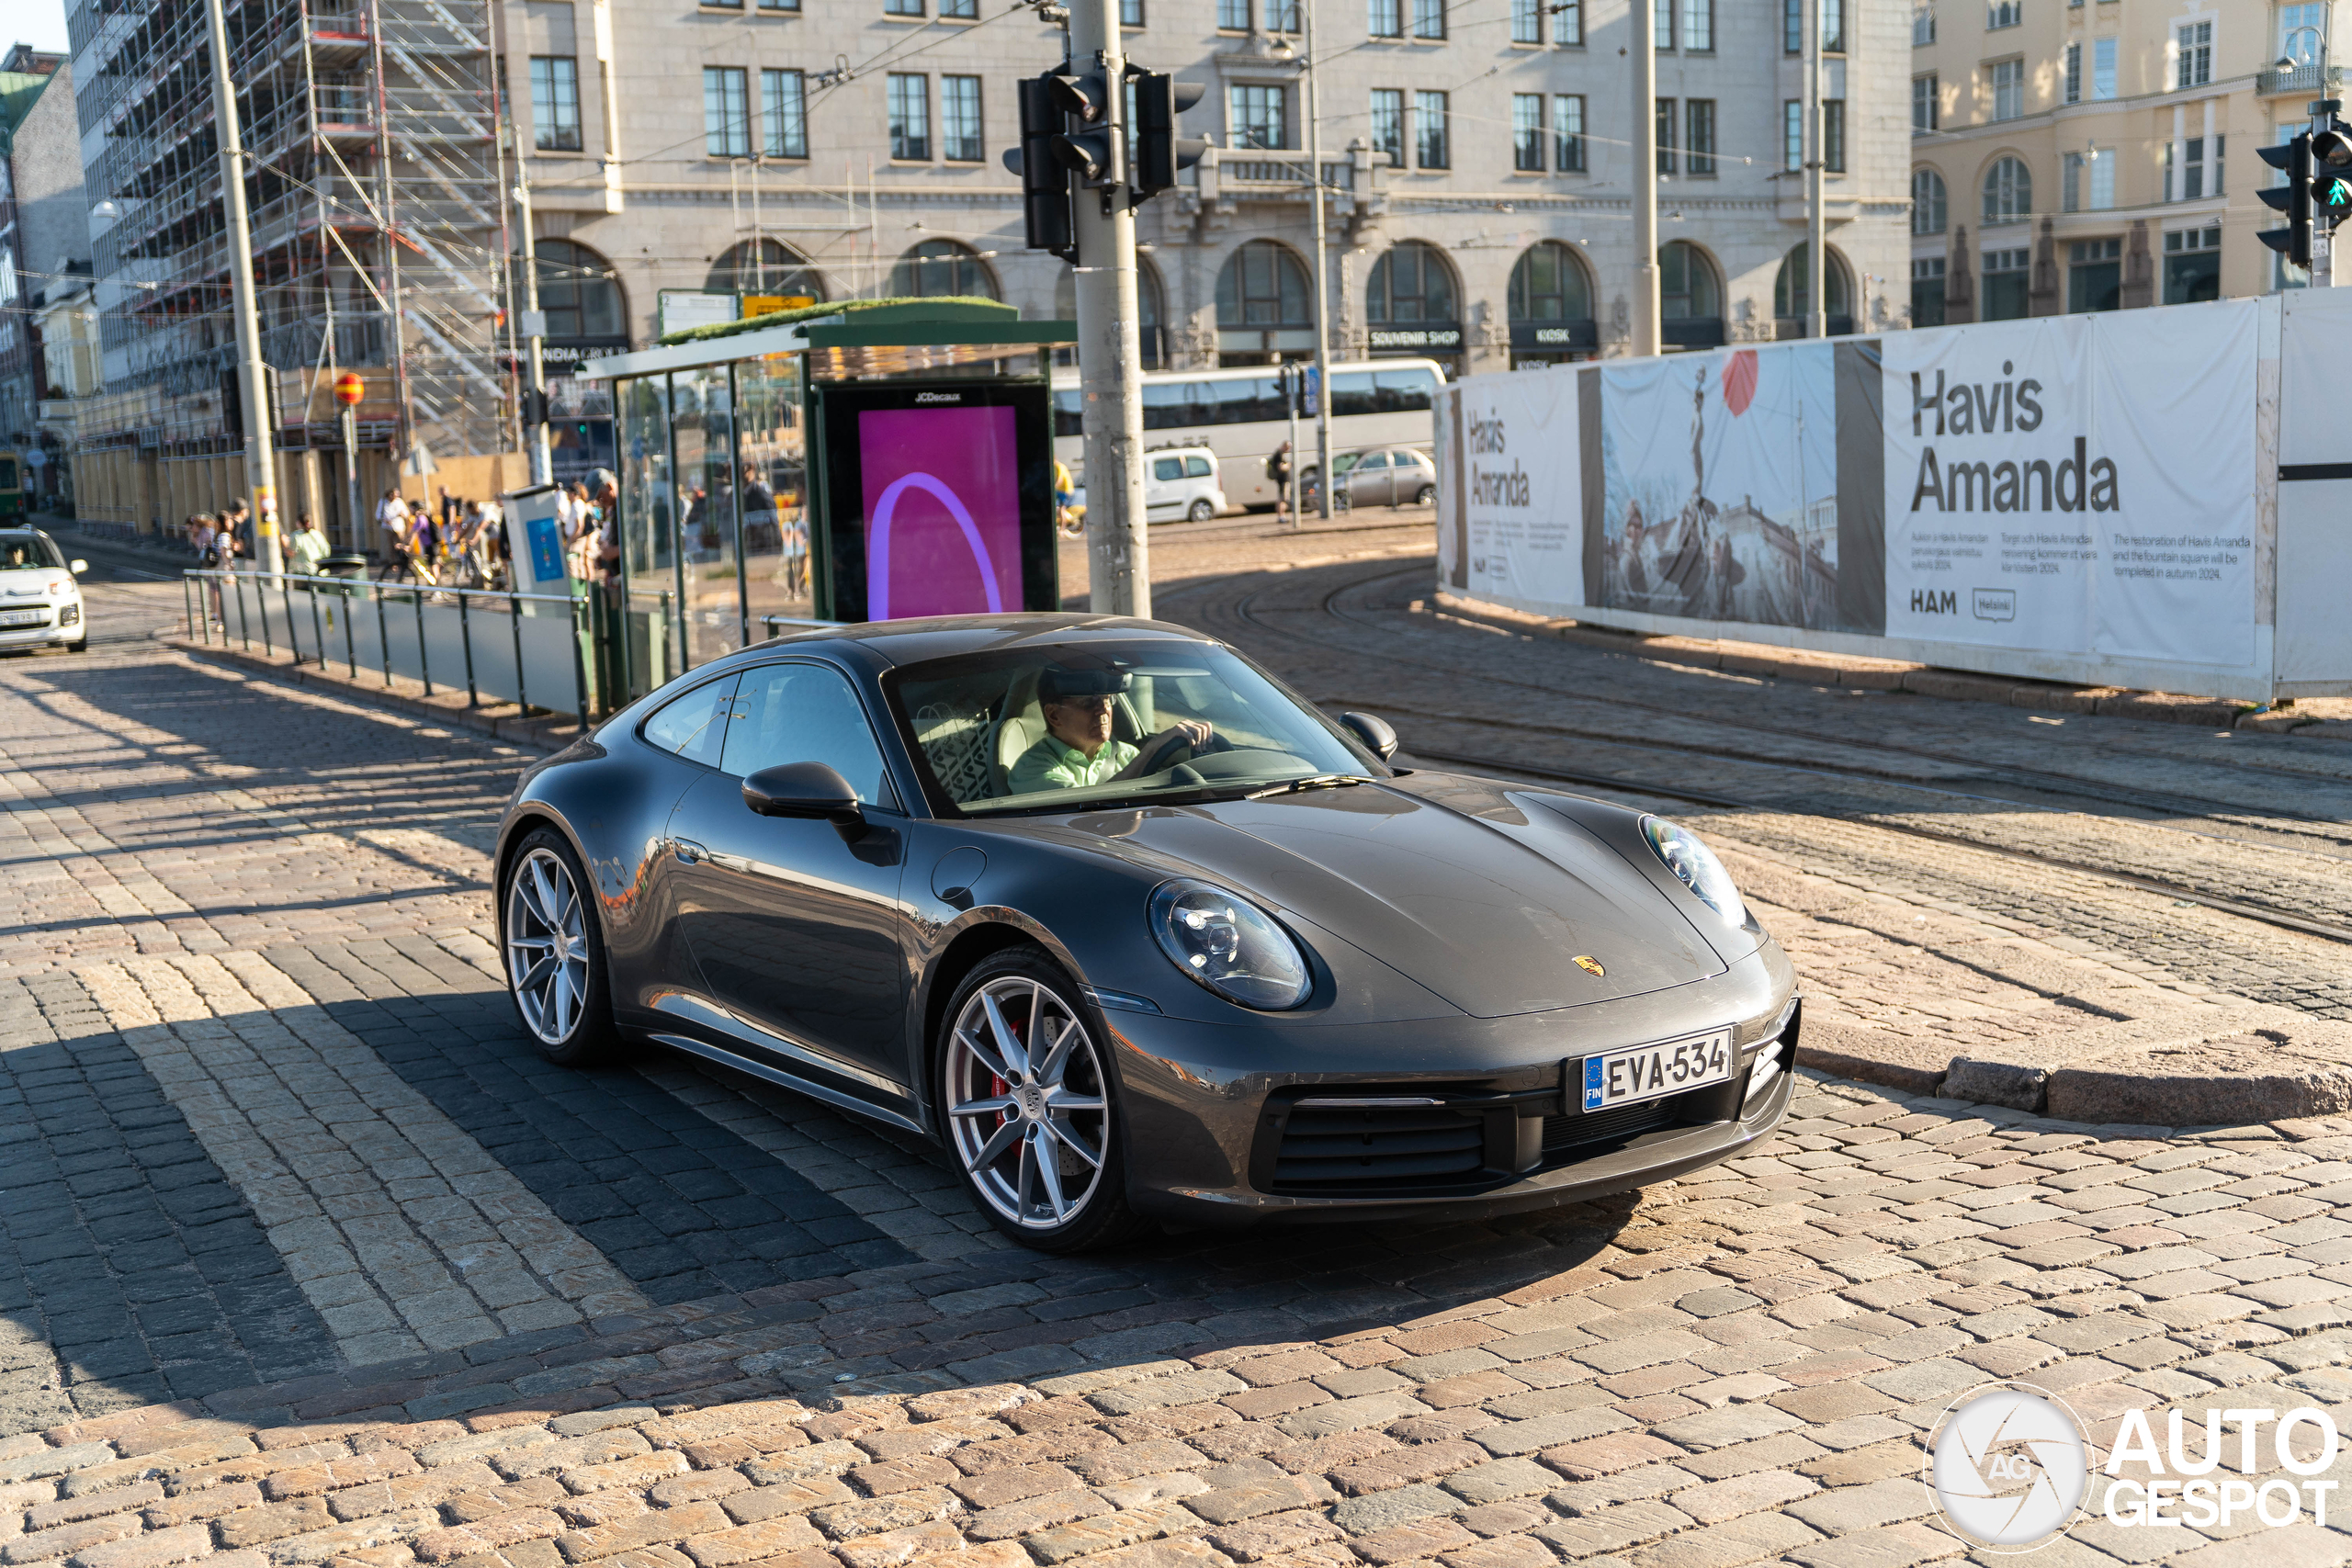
0, 608, 45, 627
1583, 1028, 1735, 1111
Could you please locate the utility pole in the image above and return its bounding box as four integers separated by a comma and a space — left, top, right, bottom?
1805, 0, 1826, 336
1069, 0, 1150, 618
1629, 0, 1659, 357
514, 180, 553, 484
1302, 0, 1332, 517
206, 0, 281, 572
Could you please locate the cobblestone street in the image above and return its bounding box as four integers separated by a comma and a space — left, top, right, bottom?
9, 554, 2352, 1568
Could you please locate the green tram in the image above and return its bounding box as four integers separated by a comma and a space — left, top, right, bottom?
0, 452, 23, 518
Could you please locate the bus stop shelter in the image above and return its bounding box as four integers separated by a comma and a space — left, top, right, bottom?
581, 299, 1075, 705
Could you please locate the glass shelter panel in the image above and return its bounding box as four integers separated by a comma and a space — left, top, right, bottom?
618, 376, 676, 692
672, 367, 747, 666
736, 354, 815, 636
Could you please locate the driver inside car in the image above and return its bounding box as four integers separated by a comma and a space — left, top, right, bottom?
1011, 666, 1214, 795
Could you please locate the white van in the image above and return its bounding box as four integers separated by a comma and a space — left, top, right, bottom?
1072, 446, 1227, 524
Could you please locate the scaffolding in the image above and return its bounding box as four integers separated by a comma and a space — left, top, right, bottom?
67, 0, 512, 477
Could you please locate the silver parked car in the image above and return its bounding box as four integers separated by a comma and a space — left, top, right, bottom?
1302, 446, 1439, 512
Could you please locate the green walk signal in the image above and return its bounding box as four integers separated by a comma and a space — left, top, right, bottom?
2323, 174, 2352, 220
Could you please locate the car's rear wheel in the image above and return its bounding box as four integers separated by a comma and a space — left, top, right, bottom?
502, 829, 617, 1065
1186, 498, 1216, 522
1412, 483, 1436, 505
939, 950, 1145, 1252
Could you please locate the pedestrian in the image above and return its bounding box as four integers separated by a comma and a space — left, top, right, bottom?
1053, 457, 1079, 538
288, 513, 331, 573
190, 513, 217, 565
222, 498, 254, 569
1266, 442, 1293, 524
377, 489, 410, 575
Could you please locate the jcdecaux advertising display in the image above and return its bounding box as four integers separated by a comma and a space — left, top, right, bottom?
1434, 292, 2337, 698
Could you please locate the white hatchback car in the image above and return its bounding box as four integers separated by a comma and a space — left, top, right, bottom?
0, 529, 90, 653
1070, 446, 1229, 525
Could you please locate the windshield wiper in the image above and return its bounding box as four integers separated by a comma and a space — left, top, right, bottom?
1243, 774, 1374, 800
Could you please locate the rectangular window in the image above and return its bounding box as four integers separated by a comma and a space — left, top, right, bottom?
1821, 0, 1842, 50
1912, 256, 1947, 328
1992, 58, 2022, 120
1682, 0, 1711, 51
1553, 94, 1585, 171
2063, 150, 2080, 211
1412, 0, 1443, 38
2163, 224, 2221, 303
762, 68, 806, 159
1368, 0, 1400, 34
1230, 83, 1287, 149
884, 0, 922, 15
1987, 0, 2018, 28
529, 56, 581, 152
2283, 5, 2329, 66
1512, 94, 1545, 169
1784, 99, 1803, 171
1913, 4, 1934, 45
758, 0, 797, 14
1655, 97, 1676, 174
1913, 73, 1937, 133
2068, 236, 2122, 313
1555, 0, 1580, 43
1983, 247, 2030, 321
941, 74, 982, 162
1823, 97, 1843, 172
2093, 37, 2116, 97
1265, 0, 1297, 32
1219, 0, 1249, 26
2169, 134, 2224, 201
1784, 0, 1801, 52
1654, 0, 1673, 49
1685, 97, 1714, 175
941, 0, 976, 15
1415, 89, 1449, 166
2064, 41, 2080, 103
1122, 0, 1143, 21
1370, 87, 1405, 164
887, 73, 930, 160
2089, 148, 2113, 209
1512, 0, 1540, 44
2177, 20, 2211, 88
704, 65, 749, 156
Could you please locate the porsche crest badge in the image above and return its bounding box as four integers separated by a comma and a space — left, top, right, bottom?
1574, 955, 1605, 977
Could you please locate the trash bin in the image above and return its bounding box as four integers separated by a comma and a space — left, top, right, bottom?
321, 553, 369, 595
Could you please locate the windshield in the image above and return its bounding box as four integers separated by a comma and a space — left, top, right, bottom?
0, 534, 63, 571
888, 640, 1385, 815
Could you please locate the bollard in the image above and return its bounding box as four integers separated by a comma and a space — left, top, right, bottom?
307, 577, 325, 667
375, 580, 392, 687
510, 593, 528, 716
280, 572, 299, 663
234, 573, 252, 649
342, 581, 358, 679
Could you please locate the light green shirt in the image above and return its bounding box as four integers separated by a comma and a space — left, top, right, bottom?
1011, 734, 1137, 795
290, 530, 332, 570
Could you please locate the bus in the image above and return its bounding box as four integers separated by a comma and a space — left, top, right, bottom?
0, 451, 22, 519
1052, 358, 1445, 511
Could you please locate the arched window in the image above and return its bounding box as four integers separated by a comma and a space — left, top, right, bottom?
1658, 242, 1720, 320
1364, 240, 1457, 324
888, 240, 1001, 299
1057, 262, 1165, 367
1772, 243, 1854, 324
1983, 156, 2032, 222
1508, 242, 1592, 323
1216, 240, 1310, 329
1912, 168, 1948, 235
704, 239, 824, 300
531, 238, 627, 341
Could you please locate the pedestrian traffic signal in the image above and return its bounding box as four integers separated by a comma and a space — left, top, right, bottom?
1130, 73, 1207, 198
1048, 64, 1119, 186
519, 387, 550, 427
2259, 133, 2315, 269
1006, 75, 1075, 258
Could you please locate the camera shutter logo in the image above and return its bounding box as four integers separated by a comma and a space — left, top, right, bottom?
1928, 1382, 2088, 1551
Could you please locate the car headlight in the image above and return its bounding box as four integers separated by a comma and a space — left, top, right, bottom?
1149, 879, 1312, 1010
1641, 816, 1747, 928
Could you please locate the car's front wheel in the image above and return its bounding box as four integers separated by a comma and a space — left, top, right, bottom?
1186, 498, 1216, 522
502, 829, 617, 1065
939, 950, 1145, 1252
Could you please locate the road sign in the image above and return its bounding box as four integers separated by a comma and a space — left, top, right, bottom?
334, 370, 365, 407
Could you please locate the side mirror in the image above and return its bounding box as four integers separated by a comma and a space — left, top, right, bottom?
743, 761, 866, 840
70, 560, 87, 575
1340, 711, 1398, 762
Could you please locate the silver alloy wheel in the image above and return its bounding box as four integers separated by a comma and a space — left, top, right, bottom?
944, 976, 1110, 1229
506, 847, 590, 1045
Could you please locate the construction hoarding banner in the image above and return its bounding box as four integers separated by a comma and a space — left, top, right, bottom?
1436, 293, 2294, 697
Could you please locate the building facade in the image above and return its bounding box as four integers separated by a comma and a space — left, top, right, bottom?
506, 0, 1910, 475
1906, 0, 2326, 324
0, 43, 80, 507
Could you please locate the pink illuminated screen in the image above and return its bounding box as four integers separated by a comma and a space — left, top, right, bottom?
857, 406, 1024, 620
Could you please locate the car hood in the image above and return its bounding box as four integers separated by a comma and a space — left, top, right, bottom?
0, 567, 68, 594
1091, 780, 1725, 1019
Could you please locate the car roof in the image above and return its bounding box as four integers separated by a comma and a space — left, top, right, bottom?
717, 613, 1222, 672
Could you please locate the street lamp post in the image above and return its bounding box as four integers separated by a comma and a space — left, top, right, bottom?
1301, 0, 1333, 518
205, 0, 282, 572
513, 181, 553, 483
1629, 0, 1659, 356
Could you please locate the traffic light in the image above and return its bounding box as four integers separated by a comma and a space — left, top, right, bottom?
519, 387, 550, 427
1130, 73, 1207, 198
1006, 75, 1074, 257
2259, 132, 2315, 269
1048, 63, 1119, 186
2315, 124, 2352, 224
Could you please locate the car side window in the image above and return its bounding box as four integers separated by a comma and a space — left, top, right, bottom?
641, 675, 738, 766
1357, 452, 1388, 470
1152, 457, 1183, 481
720, 662, 898, 808
1184, 455, 1212, 478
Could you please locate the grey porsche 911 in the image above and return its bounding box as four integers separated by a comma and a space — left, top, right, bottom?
493, 615, 1798, 1252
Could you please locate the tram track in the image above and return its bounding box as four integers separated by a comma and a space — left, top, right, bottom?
1159, 554, 2352, 957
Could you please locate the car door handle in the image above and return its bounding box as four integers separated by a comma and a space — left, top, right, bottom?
673, 838, 707, 864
